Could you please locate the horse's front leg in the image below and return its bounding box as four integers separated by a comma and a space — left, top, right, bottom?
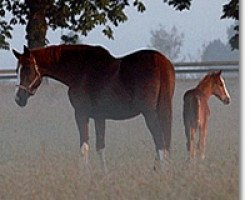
75, 110, 90, 164
94, 118, 108, 173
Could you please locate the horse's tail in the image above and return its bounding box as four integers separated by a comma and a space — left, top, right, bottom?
156, 54, 175, 152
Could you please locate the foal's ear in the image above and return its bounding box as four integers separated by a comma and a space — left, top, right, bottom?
12, 49, 22, 59
216, 70, 222, 76
211, 70, 222, 76
23, 45, 31, 57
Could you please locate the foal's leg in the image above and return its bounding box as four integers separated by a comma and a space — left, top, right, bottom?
143, 111, 166, 165
198, 122, 208, 160
94, 118, 108, 173
190, 127, 196, 160
184, 125, 191, 153
75, 111, 90, 164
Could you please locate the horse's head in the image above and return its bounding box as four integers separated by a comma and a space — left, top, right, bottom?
13, 46, 42, 107
211, 70, 231, 105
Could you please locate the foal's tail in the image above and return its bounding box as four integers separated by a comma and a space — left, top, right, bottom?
156, 54, 175, 152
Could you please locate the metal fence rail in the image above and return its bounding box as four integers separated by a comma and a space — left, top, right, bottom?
0, 61, 239, 80
174, 60, 239, 74
174, 60, 239, 79
174, 60, 239, 67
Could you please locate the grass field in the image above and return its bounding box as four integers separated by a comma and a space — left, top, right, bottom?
0, 77, 239, 200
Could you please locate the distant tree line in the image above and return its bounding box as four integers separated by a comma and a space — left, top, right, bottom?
200, 24, 239, 62
148, 24, 239, 62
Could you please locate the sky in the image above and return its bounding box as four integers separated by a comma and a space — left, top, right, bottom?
0, 0, 234, 69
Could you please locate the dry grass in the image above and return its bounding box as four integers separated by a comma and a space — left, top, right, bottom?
0, 77, 239, 200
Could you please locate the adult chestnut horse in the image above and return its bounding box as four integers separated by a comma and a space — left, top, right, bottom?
183, 71, 230, 160
13, 45, 175, 170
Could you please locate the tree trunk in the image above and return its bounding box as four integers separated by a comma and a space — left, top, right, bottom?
25, 0, 47, 49
25, 0, 48, 83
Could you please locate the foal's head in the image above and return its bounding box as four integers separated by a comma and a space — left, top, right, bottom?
209, 70, 231, 105
13, 46, 42, 107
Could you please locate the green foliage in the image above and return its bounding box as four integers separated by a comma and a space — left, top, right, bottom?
221, 0, 239, 20
221, 0, 239, 50
0, 34, 9, 49
0, 0, 12, 49
0, 0, 193, 48
0, 0, 238, 50
61, 31, 81, 44
102, 25, 114, 39
133, 0, 146, 12
165, 0, 191, 11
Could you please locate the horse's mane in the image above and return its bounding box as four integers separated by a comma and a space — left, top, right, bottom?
31, 44, 114, 68
198, 74, 210, 85
196, 71, 217, 89
31, 45, 62, 66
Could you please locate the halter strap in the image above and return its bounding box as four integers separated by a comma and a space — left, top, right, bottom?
16, 63, 42, 95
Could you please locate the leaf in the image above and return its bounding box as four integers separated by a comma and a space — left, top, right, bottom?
10, 18, 18, 25
168, 0, 191, 11
0, 34, 10, 50
0, 9, 5, 17
221, 0, 239, 20
102, 26, 114, 39
133, 0, 146, 12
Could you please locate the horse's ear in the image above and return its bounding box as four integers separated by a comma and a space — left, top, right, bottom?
216, 70, 222, 76
12, 49, 22, 59
210, 70, 222, 76
23, 45, 31, 56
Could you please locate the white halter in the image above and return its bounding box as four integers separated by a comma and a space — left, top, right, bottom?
16, 58, 41, 95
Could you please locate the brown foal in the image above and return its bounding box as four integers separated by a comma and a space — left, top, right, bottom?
183, 71, 230, 160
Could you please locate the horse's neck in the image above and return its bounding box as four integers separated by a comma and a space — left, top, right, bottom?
32, 48, 78, 87
37, 63, 73, 86
196, 79, 213, 101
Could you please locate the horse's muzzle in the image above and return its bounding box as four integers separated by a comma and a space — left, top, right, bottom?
15, 95, 27, 107
15, 89, 29, 107
223, 97, 230, 105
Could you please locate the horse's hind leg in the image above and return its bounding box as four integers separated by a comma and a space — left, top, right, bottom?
184, 124, 190, 153
190, 127, 196, 160
157, 101, 172, 159
94, 118, 108, 173
143, 111, 166, 163
198, 122, 208, 160
75, 110, 90, 164
184, 125, 196, 160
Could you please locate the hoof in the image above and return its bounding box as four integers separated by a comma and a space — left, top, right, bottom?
81, 142, 90, 164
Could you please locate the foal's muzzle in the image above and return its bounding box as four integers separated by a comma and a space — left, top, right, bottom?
223, 97, 230, 105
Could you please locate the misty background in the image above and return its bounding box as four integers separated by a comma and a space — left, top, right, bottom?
0, 0, 239, 69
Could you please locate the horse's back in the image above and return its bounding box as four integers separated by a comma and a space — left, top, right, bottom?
119, 50, 175, 110
120, 49, 174, 79
121, 50, 174, 88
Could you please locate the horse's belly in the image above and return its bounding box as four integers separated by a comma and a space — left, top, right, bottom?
90, 103, 141, 120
